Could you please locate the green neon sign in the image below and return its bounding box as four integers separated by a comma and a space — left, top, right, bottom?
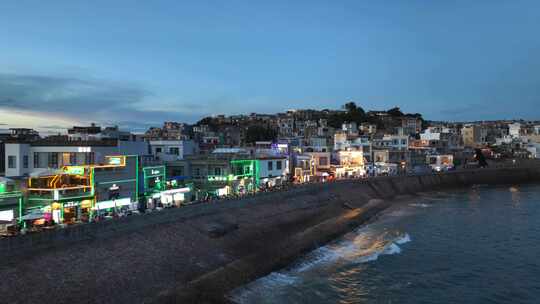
64, 166, 85, 175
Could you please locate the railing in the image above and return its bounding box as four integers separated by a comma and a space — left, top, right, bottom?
27, 186, 93, 201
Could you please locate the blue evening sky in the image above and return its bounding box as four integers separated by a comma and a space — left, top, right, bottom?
1, 0, 539, 132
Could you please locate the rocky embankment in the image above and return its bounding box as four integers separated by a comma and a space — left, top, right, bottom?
1, 167, 539, 304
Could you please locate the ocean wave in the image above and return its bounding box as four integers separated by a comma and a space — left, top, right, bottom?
292, 246, 342, 272
296, 231, 413, 269
352, 233, 411, 264
395, 233, 411, 245
231, 231, 412, 303
409, 203, 432, 208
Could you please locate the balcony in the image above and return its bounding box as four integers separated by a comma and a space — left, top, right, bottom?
27, 186, 93, 202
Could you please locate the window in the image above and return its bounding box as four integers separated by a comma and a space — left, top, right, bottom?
23, 155, 28, 168
48, 153, 58, 168
156, 147, 162, 153
319, 157, 328, 166
84, 152, 95, 165
194, 168, 201, 177
8, 156, 16, 169
276, 161, 282, 170
34, 152, 40, 168
62, 153, 71, 166
169, 147, 179, 155
70, 152, 76, 164
173, 167, 184, 176
214, 167, 221, 176
268, 161, 273, 171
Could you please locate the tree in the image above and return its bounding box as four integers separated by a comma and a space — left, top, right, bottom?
327, 102, 367, 128
344, 102, 357, 112
245, 125, 277, 143
387, 107, 404, 117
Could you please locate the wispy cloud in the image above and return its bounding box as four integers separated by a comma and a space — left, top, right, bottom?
0, 73, 201, 131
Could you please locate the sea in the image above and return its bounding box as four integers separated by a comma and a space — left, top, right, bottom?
230, 183, 540, 304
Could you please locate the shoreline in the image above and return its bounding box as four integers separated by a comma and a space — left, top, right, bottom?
152, 167, 540, 303
1, 167, 539, 304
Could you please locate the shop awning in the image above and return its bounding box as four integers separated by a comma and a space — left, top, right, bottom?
19, 212, 45, 221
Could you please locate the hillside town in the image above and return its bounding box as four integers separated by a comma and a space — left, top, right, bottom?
1, 102, 539, 235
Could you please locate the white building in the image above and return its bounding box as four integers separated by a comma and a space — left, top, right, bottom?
5, 140, 148, 177
374, 135, 409, 150
509, 123, 522, 138
420, 128, 462, 151
342, 122, 358, 135
258, 156, 289, 187
526, 143, 540, 158
149, 140, 197, 162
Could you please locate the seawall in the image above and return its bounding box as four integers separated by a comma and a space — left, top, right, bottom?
1, 166, 539, 304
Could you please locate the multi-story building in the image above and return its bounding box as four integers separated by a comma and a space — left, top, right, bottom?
342, 122, 359, 136
360, 123, 377, 135
462, 124, 487, 147
1, 128, 40, 176
4, 138, 148, 178
508, 122, 522, 138
145, 122, 190, 140
333, 148, 365, 178
373, 135, 409, 150
400, 116, 423, 135
278, 117, 295, 138
420, 127, 462, 153
23, 155, 139, 225
149, 140, 197, 162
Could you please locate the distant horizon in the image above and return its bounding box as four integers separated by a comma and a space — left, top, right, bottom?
1, 104, 539, 136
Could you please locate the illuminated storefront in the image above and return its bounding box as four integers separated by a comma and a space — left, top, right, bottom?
0, 179, 23, 232
143, 166, 166, 195
293, 155, 314, 183
26, 169, 94, 225
159, 187, 191, 207
92, 155, 139, 213
427, 154, 454, 172
23, 155, 140, 224
230, 159, 260, 194
335, 150, 365, 178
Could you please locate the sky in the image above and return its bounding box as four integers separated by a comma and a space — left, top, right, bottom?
1, 0, 540, 133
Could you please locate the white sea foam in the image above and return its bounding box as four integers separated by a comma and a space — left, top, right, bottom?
395, 233, 411, 245
409, 203, 431, 208
231, 215, 413, 302
293, 246, 342, 272
350, 232, 411, 264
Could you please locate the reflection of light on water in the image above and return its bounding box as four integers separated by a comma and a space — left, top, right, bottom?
510, 186, 521, 205
230, 229, 412, 304
468, 188, 480, 203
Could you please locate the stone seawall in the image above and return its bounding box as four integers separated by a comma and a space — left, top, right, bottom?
1, 167, 539, 304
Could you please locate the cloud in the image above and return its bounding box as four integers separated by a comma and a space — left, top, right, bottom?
0, 73, 148, 113
0, 73, 201, 131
